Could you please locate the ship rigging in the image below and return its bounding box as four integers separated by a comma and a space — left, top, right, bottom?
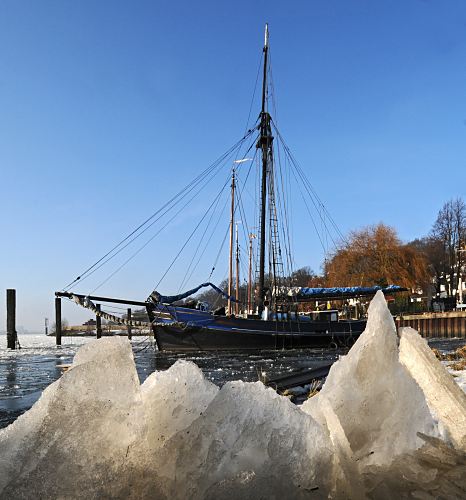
56, 25, 406, 351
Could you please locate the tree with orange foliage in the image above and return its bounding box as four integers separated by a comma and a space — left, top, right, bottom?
324, 224, 429, 290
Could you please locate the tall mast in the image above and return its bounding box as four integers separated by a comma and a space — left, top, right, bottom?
247, 233, 255, 313
227, 168, 236, 315
235, 222, 240, 315
256, 23, 273, 314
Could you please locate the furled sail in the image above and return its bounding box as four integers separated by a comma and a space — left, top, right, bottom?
148, 282, 240, 305
275, 284, 407, 301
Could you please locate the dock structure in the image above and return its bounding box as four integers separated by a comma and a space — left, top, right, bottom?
55, 297, 62, 346
127, 308, 132, 340
397, 312, 466, 339
54, 291, 151, 340
6, 289, 18, 349
96, 304, 102, 339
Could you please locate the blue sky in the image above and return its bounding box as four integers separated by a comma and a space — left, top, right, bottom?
1, 0, 465, 331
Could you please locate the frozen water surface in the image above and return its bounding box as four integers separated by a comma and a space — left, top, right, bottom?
0, 335, 93, 428
0, 334, 344, 428
0, 293, 465, 498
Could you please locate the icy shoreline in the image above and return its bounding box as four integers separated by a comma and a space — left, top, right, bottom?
0, 292, 465, 498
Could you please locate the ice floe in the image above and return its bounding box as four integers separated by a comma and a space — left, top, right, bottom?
0, 291, 465, 498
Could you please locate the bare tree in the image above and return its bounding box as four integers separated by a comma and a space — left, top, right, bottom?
408, 237, 444, 297
289, 266, 317, 287
431, 198, 466, 298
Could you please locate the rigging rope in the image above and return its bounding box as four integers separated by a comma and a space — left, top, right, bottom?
271, 120, 347, 248
177, 171, 231, 292
89, 160, 234, 294
208, 223, 230, 281
62, 130, 256, 292
153, 174, 233, 290
274, 134, 294, 279
166, 130, 258, 293
62, 41, 348, 314
180, 188, 230, 291
243, 52, 264, 135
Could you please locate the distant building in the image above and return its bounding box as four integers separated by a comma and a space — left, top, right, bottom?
83, 319, 96, 326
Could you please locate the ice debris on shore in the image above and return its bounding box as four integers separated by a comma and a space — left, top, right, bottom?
0, 291, 465, 499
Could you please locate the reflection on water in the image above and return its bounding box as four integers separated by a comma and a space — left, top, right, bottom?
0, 335, 93, 428
1, 334, 465, 429
149, 348, 342, 386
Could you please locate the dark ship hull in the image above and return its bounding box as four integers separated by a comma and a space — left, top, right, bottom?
148, 305, 366, 351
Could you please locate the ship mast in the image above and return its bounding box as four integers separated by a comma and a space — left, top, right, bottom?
256, 23, 273, 315
235, 222, 240, 315
247, 233, 256, 313
227, 167, 236, 315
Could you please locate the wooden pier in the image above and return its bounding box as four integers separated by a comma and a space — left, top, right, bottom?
6, 289, 18, 349
396, 311, 466, 338
54, 292, 149, 345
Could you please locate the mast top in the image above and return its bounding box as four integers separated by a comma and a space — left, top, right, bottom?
264, 23, 269, 50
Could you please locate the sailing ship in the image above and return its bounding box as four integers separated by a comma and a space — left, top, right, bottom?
58, 25, 406, 351
142, 25, 405, 351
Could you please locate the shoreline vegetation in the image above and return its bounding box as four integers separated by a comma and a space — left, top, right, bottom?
432, 344, 466, 371
192, 197, 465, 316
321, 198, 466, 309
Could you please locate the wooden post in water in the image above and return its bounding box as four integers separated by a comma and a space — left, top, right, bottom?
6, 289, 17, 349
55, 297, 62, 346
127, 308, 132, 340
96, 304, 102, 339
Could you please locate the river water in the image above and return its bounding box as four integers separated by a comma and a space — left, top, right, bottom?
1, 333, 465, 429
